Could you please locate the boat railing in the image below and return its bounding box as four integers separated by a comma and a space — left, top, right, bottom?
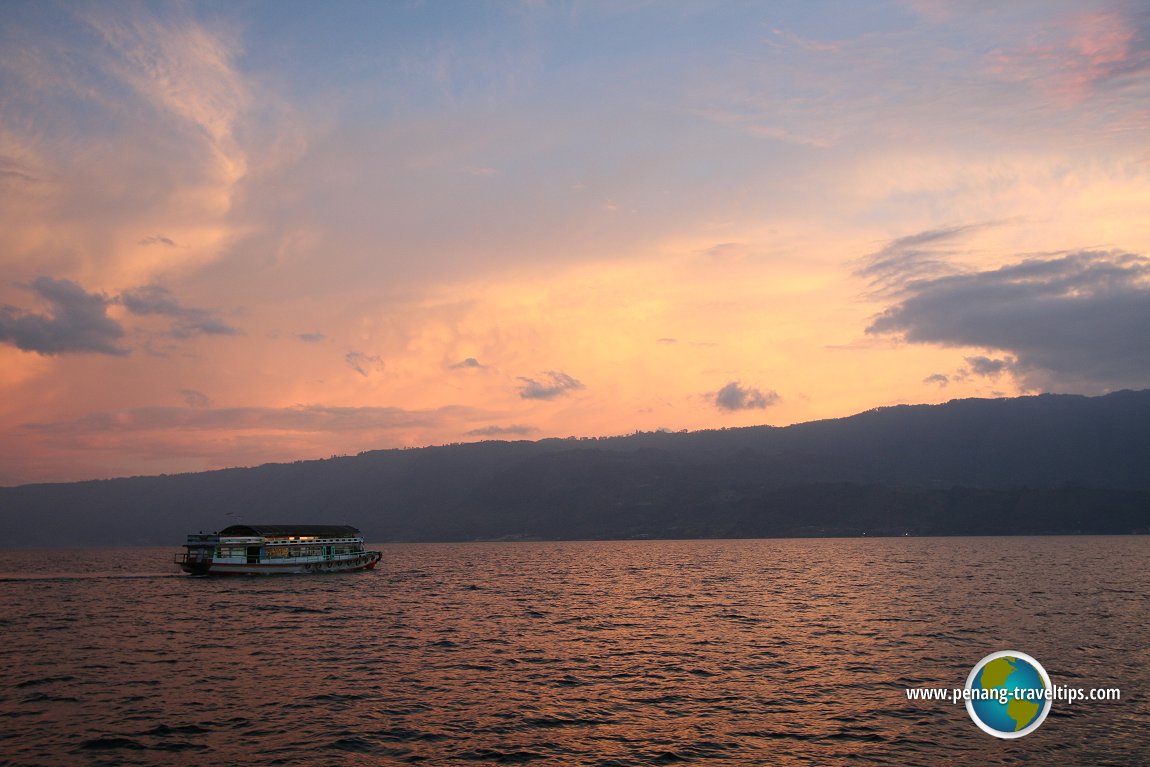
174, 551, 214, 565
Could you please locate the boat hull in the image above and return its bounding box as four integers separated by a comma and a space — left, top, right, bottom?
178, 550, 381, 576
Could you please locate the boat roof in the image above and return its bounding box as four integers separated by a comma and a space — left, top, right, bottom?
218, 524, 362, 537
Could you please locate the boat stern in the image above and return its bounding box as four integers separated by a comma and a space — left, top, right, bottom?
177, 533, 217, 575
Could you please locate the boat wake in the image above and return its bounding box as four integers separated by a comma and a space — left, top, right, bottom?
0, 572, 181, 583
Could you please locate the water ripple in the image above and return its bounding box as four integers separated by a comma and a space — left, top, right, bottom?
1, 538, 1148, 765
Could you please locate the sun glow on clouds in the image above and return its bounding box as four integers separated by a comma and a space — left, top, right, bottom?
0, 11, 244, 297
1, 1, 1148, 483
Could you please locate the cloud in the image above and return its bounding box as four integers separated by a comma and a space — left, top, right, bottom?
0, 158, 41, 185
701, 242, 747, 265
25, 404, 470, 434
181, 389, 212, 408
296, 332, 326, 343
118, 285, 185, 316
119, 284, 240, 338
451, 357, 484, 369
923, 373, 949, 387
345, 351, 384, 377
465, 424, 538, 437
0, 4, 258, 301
0, 277, 128, 356
866, 247, 1150, 391
986, 9, 1150, 104
963, 355, 1013, 379
857, 223, 989, 296
518, 371, 584, 400
86, 7, 250, 189
714, 381, 780, 412
658, 337, 718, 347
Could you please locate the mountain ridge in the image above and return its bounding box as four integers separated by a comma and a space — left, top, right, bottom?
2, 390, 1149, 546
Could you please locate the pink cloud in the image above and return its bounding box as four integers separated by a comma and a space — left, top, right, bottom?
988, 10, 1150, 104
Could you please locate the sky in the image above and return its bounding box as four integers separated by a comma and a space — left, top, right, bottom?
1, 0, 1148, 485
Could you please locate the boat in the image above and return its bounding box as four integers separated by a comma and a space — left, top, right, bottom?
175, 524, 382, 575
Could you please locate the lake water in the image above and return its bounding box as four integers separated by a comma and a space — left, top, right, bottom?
1, 537, 1147, 766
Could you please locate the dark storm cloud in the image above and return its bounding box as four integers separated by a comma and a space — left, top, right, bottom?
465, 424, 538, 437
518, 371, 584, 400
119, 284, 239, 338
714, 381, 779, 412
0, 277, 128, 356
866, 249, 1150, 390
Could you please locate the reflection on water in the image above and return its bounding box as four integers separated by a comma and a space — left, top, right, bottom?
1, 538, 1147, 765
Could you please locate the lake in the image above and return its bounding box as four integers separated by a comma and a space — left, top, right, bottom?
1, 537, 1147, 765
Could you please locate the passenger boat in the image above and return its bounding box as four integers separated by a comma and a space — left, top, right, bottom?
175, 524, 382, 575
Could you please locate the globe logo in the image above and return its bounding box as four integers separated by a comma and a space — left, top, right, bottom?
965, 651, 1052, 738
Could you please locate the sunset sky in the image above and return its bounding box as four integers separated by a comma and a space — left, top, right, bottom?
2, 0, 1148, 485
